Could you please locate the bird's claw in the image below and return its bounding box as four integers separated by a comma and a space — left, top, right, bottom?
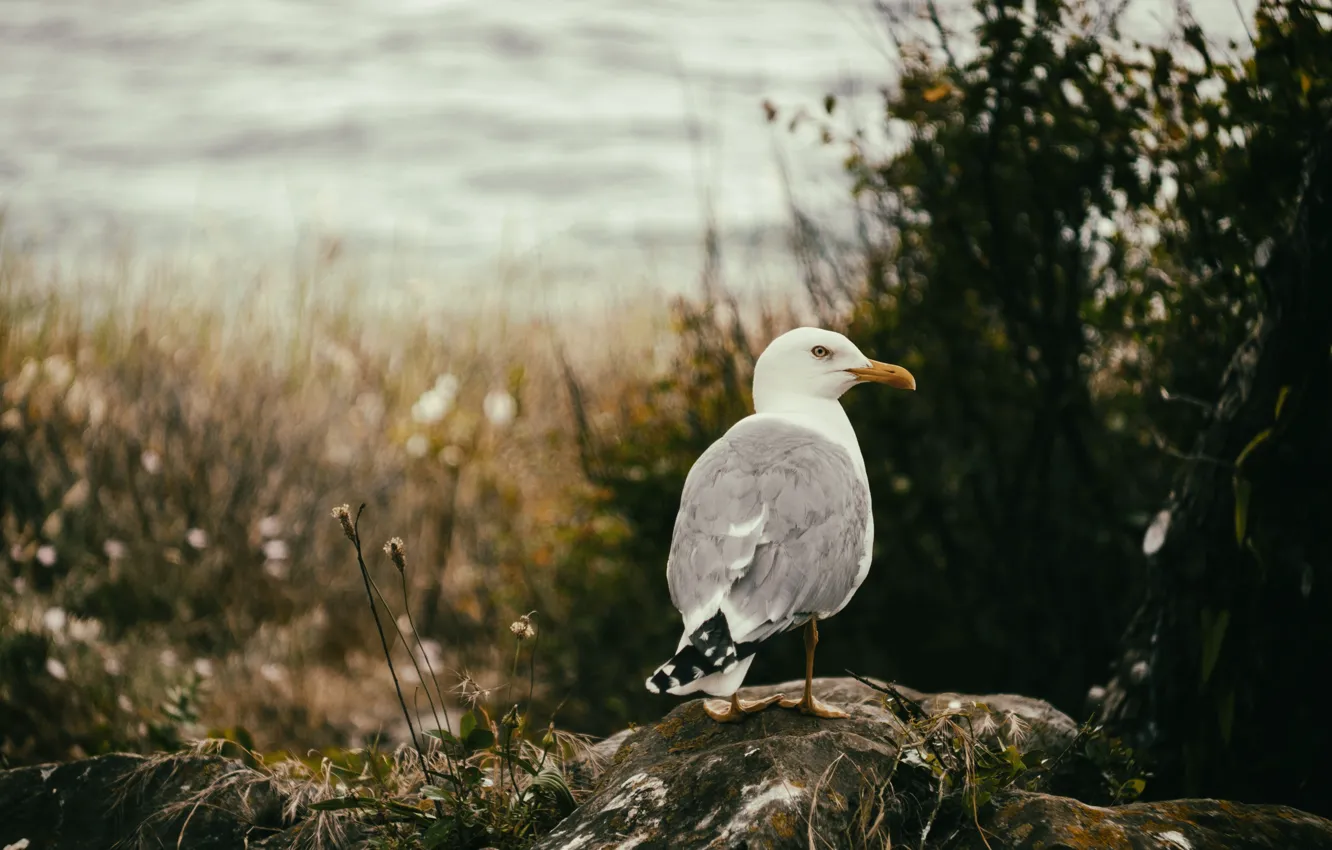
704, 693, 785, 722
779, 694, 850, 719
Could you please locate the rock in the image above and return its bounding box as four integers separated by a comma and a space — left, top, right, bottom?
4, 679, 1330, 850
974, 791, 1332, 850
0, 753, 284, 850
535, 676, 1076, 850
537, 677, 1332, 850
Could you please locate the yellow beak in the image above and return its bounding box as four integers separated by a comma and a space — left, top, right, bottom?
846, 359, 916, 391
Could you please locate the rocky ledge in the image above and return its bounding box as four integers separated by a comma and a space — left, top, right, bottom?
2, 677, 1329, 849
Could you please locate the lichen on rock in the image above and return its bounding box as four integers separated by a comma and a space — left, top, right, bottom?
2, 678, 1330, 849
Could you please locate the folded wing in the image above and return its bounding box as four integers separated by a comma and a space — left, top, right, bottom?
667, 417, 871, 650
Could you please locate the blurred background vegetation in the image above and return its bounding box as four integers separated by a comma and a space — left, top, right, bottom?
3, 0, 1330, 820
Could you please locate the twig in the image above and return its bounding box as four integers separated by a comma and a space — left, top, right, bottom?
918, 767, 947, 850
926, 0, 958, 71
846, 670, 930, 722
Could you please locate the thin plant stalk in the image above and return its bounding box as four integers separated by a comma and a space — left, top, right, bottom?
346, 504, 429, 778
395, 567, 458, 784
362, 562, 456, 788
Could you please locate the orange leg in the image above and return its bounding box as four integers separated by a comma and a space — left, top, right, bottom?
779, 618, 849, 719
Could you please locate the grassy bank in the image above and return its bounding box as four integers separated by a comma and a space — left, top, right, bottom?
0, 238, 700, 763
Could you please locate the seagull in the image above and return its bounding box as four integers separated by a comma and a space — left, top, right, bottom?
645, 327, 915, 722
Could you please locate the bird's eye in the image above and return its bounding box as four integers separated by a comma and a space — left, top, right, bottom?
811, 345, 831, 359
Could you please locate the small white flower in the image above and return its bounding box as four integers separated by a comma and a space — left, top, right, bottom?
260, 663, 285, 682
405, 434, 429, 457
5, 838, 32, 850
117, 694, 133, 712
104, 656, 123, 675
140, 450, 163, 475
103, 539, 128, 561
36, 545, 57, 567
483, 389, 517, 427
262, 539, 289, 561
159, 649, 178, 668
412, 389, 450, 424
258, 515, 283, 538
193, 658, 214, 677
42, 607, 67, 634
186, 528, 209, 550
45, 658, 68, 681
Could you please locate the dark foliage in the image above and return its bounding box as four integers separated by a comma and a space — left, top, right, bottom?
539, 0, 1332, 819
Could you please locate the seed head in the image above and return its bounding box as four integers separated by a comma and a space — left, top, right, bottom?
509, 612, 537, 641
384, 537, 406, 572
331, 504, 354, 541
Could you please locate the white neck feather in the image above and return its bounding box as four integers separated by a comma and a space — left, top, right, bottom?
751, 393, 866, 475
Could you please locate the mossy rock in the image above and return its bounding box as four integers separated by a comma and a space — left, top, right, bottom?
0, 753, 284, 850
534, 676, 1075, 849
971, 792, 1332, 850
535, 677, 1332, 849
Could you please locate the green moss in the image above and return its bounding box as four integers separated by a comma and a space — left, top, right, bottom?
770, 809, 800, 839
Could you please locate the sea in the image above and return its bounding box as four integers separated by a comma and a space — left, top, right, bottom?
0, 0, 1255, 309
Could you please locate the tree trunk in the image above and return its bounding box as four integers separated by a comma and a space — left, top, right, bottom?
1097, 122, 1332, 813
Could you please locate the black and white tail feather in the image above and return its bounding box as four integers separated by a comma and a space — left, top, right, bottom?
645, 610, 756, 695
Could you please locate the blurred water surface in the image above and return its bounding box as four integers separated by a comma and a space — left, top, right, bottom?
0, 0, 1253, 300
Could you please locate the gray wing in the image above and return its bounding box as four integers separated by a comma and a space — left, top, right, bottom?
666, 417, 870, 645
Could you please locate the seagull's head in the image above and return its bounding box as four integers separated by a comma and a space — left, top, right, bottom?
751, 327, 915, 410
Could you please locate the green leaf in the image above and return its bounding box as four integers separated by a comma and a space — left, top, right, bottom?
459, 711, 477, 742
422, 819, 456, 850
1119, 778, 1146, 800
1002, 745, 1025, 772
528, 767, 576, 815
427, 728, 459, 746
1234, 475, 1252, 544
420, 784, 449, 801
385, 799, 430, 819
465, 728, 496, 751
1235, 427, 1273, 470
511, 754, 540, 776
1275, 385, 1292, 419
1199, 608, 1231, 685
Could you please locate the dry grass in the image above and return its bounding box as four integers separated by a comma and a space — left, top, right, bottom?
0, 235, 682, 763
